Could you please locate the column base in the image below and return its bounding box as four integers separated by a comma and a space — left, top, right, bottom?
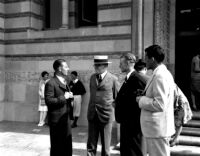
60, 25, 69, 29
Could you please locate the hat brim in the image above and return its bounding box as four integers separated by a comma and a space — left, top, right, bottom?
94, 61, 112, 64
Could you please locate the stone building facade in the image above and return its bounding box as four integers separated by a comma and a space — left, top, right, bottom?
0, 0, 176, 125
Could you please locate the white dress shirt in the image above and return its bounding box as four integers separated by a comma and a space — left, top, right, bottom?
56, 75, 66, 85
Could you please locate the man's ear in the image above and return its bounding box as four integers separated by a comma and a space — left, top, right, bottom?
58, 66, 62, 72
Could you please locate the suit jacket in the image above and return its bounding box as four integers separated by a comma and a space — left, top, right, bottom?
139, 64, 175, 138
87, 72, 119, 123
115, 71, 147, 134
45, 75, 72, 126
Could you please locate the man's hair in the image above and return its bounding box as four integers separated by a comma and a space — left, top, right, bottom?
120, 53, 136, 63
134, 59, 146, 72
145, 45, 165, 63
71, 71, 78, 77
53, 59, 66, 71
41, 71, 49, 77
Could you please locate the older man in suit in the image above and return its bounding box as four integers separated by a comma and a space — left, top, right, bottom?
115, 53, 147, 156
45, 59, 73, 156
137, 45, 175, 156
87, 55, 120, 156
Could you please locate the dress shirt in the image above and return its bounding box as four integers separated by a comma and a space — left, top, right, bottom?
100, 70, 107, 79
56, 75, 66, 85
73, 78, 78, 84
126, 69, 134, 81
96, 70, 107, 83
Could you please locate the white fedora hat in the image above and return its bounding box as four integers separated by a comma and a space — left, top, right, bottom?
94, 55, 112, 64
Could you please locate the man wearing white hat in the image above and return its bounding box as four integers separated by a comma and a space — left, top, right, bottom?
87, 55, 120, 156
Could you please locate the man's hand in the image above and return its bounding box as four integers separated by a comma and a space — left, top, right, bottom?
64, 92, 70, 99
69, 92, 73, 98
136, 96, 142, 103
64, 92, 74, 99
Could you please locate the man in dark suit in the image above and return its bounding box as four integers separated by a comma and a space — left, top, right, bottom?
45, 59, 73, 156
87, 55, 120, 156
115, 53, 147, 156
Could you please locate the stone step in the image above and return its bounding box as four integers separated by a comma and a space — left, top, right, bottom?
184, 120, 200, 128
177, 135, 200, 146
170, 111, 200, 156
191, 111, 200, 120
170, 145, 200, 156
181, 127, 200, 137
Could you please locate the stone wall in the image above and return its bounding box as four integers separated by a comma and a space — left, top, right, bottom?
0, 0, 176, 126
1, 0, 132, 125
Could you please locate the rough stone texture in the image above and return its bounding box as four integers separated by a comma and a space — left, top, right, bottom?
154, 0, 171, 64
0, 0, 176, 125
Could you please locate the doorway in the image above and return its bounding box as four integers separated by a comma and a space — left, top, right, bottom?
175, 0, 200, 104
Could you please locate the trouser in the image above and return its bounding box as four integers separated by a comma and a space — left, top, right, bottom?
87, 116, 112, 156
143, 137, 170, 156
120, 123, 143, 156
49, 117, 72, 156
73, 95, 82, 117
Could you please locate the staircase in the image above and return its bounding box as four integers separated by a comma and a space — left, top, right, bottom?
171, 111, 200, 156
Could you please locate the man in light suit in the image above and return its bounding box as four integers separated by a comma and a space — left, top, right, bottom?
87, 55, 119, 156
45, 59, 73, 156
137, 45, 175, 156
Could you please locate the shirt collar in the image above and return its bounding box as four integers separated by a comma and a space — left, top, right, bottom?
56, 75, 66, 85
152, 63, 165, 75
126, 69, 134, 80
99, 70, 107, 79
73, 78, 78, 83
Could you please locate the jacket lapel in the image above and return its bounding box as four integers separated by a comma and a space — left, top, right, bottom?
54, 76, 67, 90
143, 74, 155, 94
91, 74, 98, 88
98, 72, 110, 88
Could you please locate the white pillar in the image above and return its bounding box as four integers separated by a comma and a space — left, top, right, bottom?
61, 0, 69, 28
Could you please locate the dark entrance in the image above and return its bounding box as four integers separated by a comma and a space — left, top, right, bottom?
175, 0, 200, 105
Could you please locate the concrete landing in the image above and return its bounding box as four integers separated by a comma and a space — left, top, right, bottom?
0, 121, 120, 156
1, 120, 200, 156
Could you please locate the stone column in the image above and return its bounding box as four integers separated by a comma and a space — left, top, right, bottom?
137, 0, 144, 59
153, 0, 175, 73
153, 0, 171, 63
61, 0, 69, 28
132, 0, 144, 59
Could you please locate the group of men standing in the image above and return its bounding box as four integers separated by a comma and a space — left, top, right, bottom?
44, 44, 176, 156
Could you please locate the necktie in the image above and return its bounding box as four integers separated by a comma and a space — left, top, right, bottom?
96, 74, 102, 83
